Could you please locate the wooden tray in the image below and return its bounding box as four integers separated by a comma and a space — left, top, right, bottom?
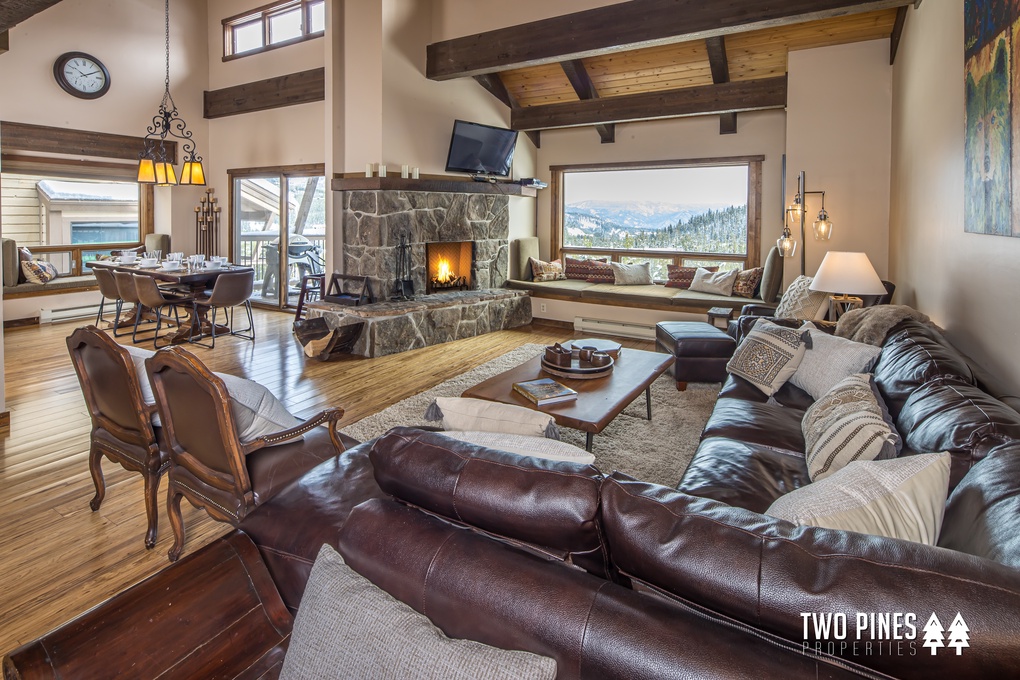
561, 338, 623, 359
540, 355, 614, 380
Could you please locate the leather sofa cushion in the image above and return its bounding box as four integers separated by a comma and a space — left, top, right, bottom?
874, 323, 976, 417
337, 498, 871, 680
237, 442, 385, 612
677, 437, 810, 513
369, 428, 607, 575
896, 380, 1020, 490
700, 398, 807, 453
717, 374, 815, 411
601, 473, 1020, 679
938, 442, 1020, 567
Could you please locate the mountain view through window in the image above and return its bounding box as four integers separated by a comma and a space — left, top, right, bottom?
562, 165, 750, 270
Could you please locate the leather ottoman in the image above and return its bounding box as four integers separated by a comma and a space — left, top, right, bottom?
655, 321, 736, 390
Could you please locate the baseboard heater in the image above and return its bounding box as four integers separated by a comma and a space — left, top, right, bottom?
40, 304, 101, 324
573, 317, 656, 340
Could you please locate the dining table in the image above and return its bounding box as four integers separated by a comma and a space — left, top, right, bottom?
87, 259, 255, 345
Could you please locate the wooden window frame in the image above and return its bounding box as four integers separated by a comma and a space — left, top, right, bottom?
549, 156, 763, 274
1, 155, 154, 277
222, 0, 324, 61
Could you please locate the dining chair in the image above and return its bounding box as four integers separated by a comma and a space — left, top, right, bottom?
132, 274, 194, 349
144, 346, 349, 561
190, 270, 255, 348
66, 326, 169, 549
112, 271, 154, 343
92, 267, 122, 330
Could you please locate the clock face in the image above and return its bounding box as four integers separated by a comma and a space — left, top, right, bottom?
54, 52, 111, 99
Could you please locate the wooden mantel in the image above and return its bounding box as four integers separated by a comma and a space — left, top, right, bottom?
330, 176, 538, 198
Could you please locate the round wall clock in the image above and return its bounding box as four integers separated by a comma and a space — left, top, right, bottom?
53, 52, 111, 99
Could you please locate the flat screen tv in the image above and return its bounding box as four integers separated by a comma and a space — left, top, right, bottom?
445, 120, 518, 177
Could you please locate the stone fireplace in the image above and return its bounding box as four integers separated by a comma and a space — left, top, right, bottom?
426, 241, 472, 294
341, 191, 510, 301
305, 185, 530, 357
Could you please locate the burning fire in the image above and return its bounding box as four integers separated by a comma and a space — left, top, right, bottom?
435, 257, 455, 284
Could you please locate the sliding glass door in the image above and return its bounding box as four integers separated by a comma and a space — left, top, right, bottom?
230, 165, 326, 309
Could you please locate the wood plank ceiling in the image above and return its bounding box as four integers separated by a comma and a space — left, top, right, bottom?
427, 0, 917, 143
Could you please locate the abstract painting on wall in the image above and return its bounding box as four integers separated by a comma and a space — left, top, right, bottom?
965, 0, 1019, 236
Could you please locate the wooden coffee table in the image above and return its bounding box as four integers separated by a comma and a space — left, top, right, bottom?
462, 347, 675, 452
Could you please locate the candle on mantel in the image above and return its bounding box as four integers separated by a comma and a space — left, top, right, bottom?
401, 165, 409, 179
379, 164, 387, 177
412, 167, 420, 179
365, 163, 373, 178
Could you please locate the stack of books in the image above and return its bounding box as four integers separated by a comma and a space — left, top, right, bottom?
512, 378, 577, 406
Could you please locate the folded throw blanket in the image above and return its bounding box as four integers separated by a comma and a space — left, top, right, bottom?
835, 305, 935, 346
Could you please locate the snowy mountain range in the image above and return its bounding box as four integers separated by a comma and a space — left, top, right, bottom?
565, 200, 735, 233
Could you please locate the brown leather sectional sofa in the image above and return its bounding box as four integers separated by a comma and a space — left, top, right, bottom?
6, 319, 1020, 679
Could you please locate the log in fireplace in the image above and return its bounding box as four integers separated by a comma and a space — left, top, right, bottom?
425, 241, 473, 294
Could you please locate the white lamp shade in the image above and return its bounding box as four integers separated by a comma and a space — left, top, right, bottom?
809, 251, 887, 295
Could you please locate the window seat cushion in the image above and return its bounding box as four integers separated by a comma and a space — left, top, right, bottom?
3, 273, 98, 297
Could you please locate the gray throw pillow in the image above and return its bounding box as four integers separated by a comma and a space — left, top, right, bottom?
610, 261, 653, 285
802, 373, 902, 481
774, 275, 829, 321
767, 452, 951, 545
280, 544, 558, 680
689, 267, 738, 296
789, 326, 882, 400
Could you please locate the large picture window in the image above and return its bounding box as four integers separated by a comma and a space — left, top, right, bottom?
0, 159, 152, 277
551, 156, 762, 280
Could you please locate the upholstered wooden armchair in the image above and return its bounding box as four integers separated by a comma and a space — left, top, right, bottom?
145, 346, 351, 561
66, 326, 168, 549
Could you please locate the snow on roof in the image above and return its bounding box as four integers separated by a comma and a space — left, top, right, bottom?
37, 180, 138, 202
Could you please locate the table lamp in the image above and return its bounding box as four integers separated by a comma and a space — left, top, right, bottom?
809, 251, 887, 320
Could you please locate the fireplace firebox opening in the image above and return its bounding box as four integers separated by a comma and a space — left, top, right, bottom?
426, 241, 473, 294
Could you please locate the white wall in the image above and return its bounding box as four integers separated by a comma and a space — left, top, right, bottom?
891, 0, 1020, 396
786, 40, 893, 284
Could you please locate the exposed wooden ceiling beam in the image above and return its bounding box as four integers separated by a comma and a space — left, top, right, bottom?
560, 60, 615, 144
472, 74, 542, 148
0, 31, 8, 55
511, 76, 787, 131
0, 0, 63, 33
427, 0, 916, 80
889, 5, 908, 65
719, 112, 738, 135
705, 36, 737, 135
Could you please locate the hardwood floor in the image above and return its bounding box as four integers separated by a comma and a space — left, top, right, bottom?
0, 308, 655, 655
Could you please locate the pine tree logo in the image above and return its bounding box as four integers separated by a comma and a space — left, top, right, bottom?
922, 613, 945, 655
947, 613, 970, 655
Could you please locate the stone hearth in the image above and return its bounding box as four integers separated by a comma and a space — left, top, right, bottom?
307, 289, 531, 358
342, 191, 509, 301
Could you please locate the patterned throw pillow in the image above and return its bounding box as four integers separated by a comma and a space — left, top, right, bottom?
726, 319, 809, 396
665, 265, 717, 289
767, 452, 951, 545
774, 275, 829, 321
802, 373, 902, 481
732, 267, 764, 298
585, 260, 615, 284
17, 247, 32, 284
564, 256, 607, 280
528, 257, 566, 282
21, 259, 58, 284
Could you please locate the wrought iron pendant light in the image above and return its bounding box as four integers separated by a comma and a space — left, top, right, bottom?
137, 0, 205, 186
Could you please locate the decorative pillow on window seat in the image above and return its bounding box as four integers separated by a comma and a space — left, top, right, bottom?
665, 265, 717, 289
21, 259, 58, 284
585, 260, 615, 284
564, 256, 608, 280
17, 247, 32, 284
528, 257, 566, 282
732, 267, 764, 298
610, 261, 653, 285
689, 267, 738, 296
766, 452, 951, 545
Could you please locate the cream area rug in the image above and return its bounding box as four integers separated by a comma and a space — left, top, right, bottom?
343, 343, 719, 488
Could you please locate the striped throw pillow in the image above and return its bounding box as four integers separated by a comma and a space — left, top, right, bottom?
802, 373, 902, 482
21, 259, 58, 284
564, 256, 607, 280
665, 265, 717, 289
585, 260, 615, 283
